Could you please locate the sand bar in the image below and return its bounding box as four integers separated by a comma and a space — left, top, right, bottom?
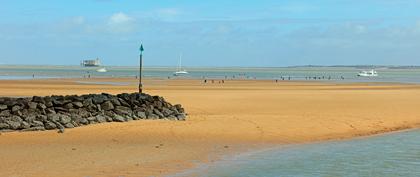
0, 78, 419, 177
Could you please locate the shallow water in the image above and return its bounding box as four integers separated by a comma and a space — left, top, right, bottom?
1, 65, 420, 83
173, 129, 420, 177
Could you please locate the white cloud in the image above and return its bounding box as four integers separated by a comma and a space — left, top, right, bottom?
107, 12, 136, 33
72, 16, 85, 25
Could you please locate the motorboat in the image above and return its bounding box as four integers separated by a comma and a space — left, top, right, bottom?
357, 70, 378, 77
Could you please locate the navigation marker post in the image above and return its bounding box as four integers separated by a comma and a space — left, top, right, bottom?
139, 44, 144, 93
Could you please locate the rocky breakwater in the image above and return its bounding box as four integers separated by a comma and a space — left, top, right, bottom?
0, 93, 186, 132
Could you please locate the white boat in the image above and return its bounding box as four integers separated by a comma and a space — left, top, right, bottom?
173, 54, 188, 76
357, 70, 378, 77
96, 67, 107, 73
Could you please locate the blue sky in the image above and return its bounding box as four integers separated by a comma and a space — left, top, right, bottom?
1, 0, 420, 66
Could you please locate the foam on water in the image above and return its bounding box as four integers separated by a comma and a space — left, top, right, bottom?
172, 129, 420, 177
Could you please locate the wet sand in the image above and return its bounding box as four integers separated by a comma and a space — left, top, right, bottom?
0, 78, 419, 177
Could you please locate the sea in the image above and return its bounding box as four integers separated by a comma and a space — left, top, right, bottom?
171, 129, 420, 177
1, 65, 420, 84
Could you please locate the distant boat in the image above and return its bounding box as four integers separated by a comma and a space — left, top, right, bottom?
173, 54, 188, 76
358, 70, 378, 77
96, 67, 107, 73
81, 58, 101, 67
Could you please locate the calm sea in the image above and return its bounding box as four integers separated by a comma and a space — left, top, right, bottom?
172, 129, 420, 177
0, 65, 420, 83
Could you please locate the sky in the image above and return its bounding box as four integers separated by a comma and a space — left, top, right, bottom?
1, 0, 420, 67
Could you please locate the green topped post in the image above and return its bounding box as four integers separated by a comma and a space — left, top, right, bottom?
139, 44, 144, 93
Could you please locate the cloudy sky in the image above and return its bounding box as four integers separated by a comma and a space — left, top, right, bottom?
1, 0, 420, 66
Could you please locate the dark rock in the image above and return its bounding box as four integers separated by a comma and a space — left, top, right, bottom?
92, 95, 107, 104
0, 123, 9, 129
80, 118, 89, 125
64, 103, 73, 109
60, 115, 72, 124
73, 102, 83, 108
112, 115, 125, 122
64, 123, 74, 128
47, 114, 60, 122
176, 113, 186, 121
20, 121, 31, 129
147, 114, 159, 119
136, 111, 147, 119
115, 106, 132, 115
161, 107, 173, 117
32, 120, 44, 127
57, 128, 65, 133
0, 105, 7, 110
28, 102, 38, 109
32, 96, 45, 104
6, 121, 21, 130
38, 103, 47, 110
101, 101, 114, 111
54, 107, 67, 112
21, 126, 45, 131
153, 109, 164, 118
12, 105, 21, 112
82, 98, 93, 107
111, 98, 121, 106
96, 115, 107, 123
45, 108, 56, 114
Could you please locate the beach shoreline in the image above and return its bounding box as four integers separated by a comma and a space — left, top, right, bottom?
0, 78, 419, 177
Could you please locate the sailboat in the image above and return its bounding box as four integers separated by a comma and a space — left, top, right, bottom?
173, 53, 188, 76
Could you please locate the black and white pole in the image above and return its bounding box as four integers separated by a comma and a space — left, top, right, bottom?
139, 44, 144, 93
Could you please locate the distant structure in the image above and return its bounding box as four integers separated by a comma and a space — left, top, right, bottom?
81, 58, 101, 67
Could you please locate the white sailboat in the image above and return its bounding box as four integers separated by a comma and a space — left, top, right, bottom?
173, 54, 188, 76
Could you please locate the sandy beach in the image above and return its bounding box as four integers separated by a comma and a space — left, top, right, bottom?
0, 78, 419, 177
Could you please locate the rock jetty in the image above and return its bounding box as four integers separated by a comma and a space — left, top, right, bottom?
0, 93, 186, 132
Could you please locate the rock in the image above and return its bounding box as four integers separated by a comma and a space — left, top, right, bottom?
0, 105, 7, 110
64, 103, 73, 109
28, 102, 38, 109
54, 107, 67, 112
32, 96, 45, 103
6, 121, 21, 130
73, 102, 83, 108
57, 128, 65, 133
20, 121, 31, 129
147, 114, 159, 119
12, 105, 21, 112
136, 111, 147, 119
21, 127, 45, 131
174, 104, 184, 113
60, 115, 72, 124
44, 121, 56, 130
112, 115, 126, 122
161, 107, 173, 117
101, 101, 114, 111
37, 103, 47, 109
82, 98, 93, 107
96, 115, 107, 123
47, 114, 60, 122
64, 123, 74, 128
0, 123, 9, 129
166, 115, 176, 120
176, 113, 186, 121
32, 120, 44, 127
45, 108, 56, 114
80, 118, 89, 125
92, 95, 106, 104
153, 109, 164, 118
111, 98, 121, 106
114, 106, 132, 115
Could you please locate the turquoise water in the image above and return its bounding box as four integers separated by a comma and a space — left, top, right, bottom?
1, 65, 420, 83
173, 129, 420, 177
